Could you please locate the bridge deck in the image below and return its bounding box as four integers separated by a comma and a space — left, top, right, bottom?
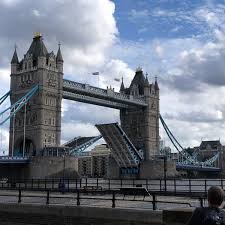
63, 79, 147, 108
96, 123, 143, 168
0, 157, 30, 164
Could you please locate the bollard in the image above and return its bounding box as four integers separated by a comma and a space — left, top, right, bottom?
112, 191, 116, 208
79, 179, 82, 189
174, 179, 176, 194
189, 179, 191, 194
199, 197, 203, 207
18, 189, 21, 203
160, 179, 162, 191
77, 191, 80, 206
152, 193, 157, 210
204, 180, 207, 195
46, 190, 50, 205
108, 179, 110, 190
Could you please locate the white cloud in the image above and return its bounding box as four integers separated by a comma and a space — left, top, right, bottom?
155, 45, 164, 58
129, 9, 149, 21
1, 0, 21, 6
32, 9, 41, 17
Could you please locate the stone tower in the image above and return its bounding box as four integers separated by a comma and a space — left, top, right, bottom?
120, 68, 159, 160
9, 33, 63, 157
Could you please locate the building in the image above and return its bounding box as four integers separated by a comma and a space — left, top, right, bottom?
9, 33, 63, 157
120, 68, 160, 160
78, 144, 110, 177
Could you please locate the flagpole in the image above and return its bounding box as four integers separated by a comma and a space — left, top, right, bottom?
92, 72, 100, 88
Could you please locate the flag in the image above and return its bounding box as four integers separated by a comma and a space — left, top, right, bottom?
92, 72, 99, 75
114, 78, 120, 82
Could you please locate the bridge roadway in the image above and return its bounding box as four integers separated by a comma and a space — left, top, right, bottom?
62, 79, 148, 109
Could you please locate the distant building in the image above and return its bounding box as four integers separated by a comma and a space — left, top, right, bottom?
78, 144, 110, 177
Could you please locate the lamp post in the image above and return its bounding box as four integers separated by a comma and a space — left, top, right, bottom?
61, 148, 66, 193
163, 155, 167, 192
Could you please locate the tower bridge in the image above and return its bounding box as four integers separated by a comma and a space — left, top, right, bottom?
0, 33, 221, 179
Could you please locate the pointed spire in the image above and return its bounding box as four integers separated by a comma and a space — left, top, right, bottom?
144, 73, 149, 86
56, 41, 63, 62
11, 44, 19, 64
27, 33, 48, 60
155, 75, 159, 90
120, 76, 125, 92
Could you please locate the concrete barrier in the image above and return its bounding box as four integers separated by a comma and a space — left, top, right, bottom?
0, 203, 162, 225
163, 208, 194, 225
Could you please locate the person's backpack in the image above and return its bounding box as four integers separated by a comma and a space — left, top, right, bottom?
203, 209, 225, 225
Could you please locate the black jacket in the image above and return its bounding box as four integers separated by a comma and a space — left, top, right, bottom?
187, 207, 225, 225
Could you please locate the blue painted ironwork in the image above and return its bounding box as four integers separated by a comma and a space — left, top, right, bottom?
96, 123, 143, 169
0, 91, 10, 106
160, 114, 220, 168
68, 135, 102, 155
176, 164, 221, 172
0, 156, 30, 164
0, 85, 39, 126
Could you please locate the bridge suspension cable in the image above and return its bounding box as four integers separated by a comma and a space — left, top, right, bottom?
0, 91, 10, 106
0, 85, 39, 126
159, 114, 219, 167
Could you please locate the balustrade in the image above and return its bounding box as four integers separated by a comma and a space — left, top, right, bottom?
63, 79, 147, 106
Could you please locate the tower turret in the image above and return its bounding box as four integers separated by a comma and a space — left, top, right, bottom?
154, 76, 159, 93
144, 73, 150, 96
11, 46, 19, 74
120, 77, 125, 93
130, 67, 145, 96
56, 42, 63, 73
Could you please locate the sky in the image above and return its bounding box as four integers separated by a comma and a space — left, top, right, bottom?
1, 0, 225, 153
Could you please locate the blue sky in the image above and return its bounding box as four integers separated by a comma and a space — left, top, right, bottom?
115, 0, 213, 41
1, 0, 225, 153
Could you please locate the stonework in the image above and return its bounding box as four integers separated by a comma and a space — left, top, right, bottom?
120, 68, 160, 161
9, 33, 63, 156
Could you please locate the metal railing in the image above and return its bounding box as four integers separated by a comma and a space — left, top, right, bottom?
0, 189, 198, 210
0, 178, 223, 196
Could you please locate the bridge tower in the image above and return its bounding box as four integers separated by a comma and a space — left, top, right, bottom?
9, 33, 63, 157
120, 68, 159, 161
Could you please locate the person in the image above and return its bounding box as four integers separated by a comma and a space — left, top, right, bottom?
187, 186, 225, 225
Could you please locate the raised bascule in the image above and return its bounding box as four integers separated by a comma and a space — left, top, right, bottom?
0, 33, 222, 179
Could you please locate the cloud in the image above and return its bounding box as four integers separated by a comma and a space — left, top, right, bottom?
128, 9, 149, 21
0, 0, 118, 75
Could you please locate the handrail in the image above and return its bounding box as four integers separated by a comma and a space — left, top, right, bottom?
0, 189, 196, 210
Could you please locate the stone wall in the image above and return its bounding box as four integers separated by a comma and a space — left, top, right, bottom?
28, 156, 79, 179
139, 159, 177, 179
0, 203, 162, 225
0, 156, 79, 180
163, 208, 193, 225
